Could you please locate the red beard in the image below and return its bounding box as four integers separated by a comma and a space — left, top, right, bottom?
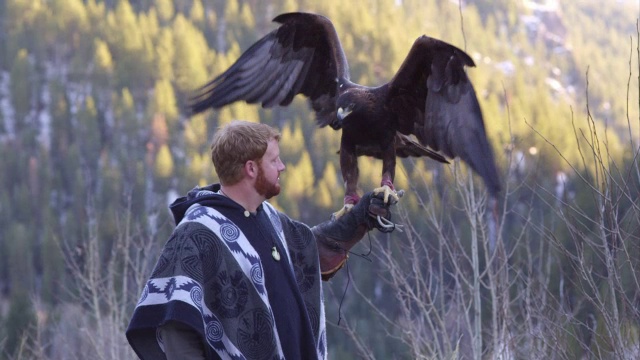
255, 165, 280, 199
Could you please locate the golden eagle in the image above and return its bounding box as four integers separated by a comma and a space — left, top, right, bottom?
190, 12, 500, 216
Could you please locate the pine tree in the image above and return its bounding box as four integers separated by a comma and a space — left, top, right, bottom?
108, 0, 154, 91
281, 152, 314, 204
0, 0, 7, 69
85, 0, 107, 35
49, 80, 77, 198
183, 113, 208, 154
172, 14, 211, 95
155, 28, 175, 81
50, 0, 90, 59
3, 289, 36, 358
10, 49, 33, 132
93, 38, 114, 86
139, 8, 160, 45
148, 79, 179, 127
113, 88, 139, 159
155, 143, 174, 179
229, 102, 260, 123
189, 0, 205, 29
40, 229, 64, 304
185, 152, 208, 187
277, 0, 298, 14
6, 222, 35, 296
4, 0, 47, 65
279, 123, 305, 164
155, 0, 175, 24
0, 105, 5, 135
314, 162, 340, 209
77, 95, 102, 179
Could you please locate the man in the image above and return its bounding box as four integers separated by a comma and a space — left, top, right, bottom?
126, 120, 399, 359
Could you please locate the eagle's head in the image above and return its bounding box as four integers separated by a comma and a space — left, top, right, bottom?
334, 91, 359, 130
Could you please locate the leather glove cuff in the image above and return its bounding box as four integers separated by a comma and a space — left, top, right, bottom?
312, 192, 395, 280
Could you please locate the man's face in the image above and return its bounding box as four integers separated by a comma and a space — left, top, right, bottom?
254, 139, 286, 199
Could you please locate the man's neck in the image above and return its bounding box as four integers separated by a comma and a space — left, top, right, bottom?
219, 183, 264, 213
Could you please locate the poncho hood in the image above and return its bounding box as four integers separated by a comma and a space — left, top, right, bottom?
169, 184, 224, 225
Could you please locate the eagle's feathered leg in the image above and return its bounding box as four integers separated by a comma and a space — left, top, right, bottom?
373, 144, 399, 204
334, 140, 361, 219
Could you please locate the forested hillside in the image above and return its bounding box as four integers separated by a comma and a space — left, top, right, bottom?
1, 0, 639, 359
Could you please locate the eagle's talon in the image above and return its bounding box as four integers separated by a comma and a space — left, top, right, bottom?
373, 185, 398, 204
332, 204, 354, 220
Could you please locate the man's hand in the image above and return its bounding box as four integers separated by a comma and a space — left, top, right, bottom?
367, 190, 404, 233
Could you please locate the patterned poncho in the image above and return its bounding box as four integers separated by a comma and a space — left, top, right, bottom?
127, 185, 327, 359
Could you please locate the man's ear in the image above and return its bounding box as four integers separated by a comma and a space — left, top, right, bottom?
245, 160, 258, 178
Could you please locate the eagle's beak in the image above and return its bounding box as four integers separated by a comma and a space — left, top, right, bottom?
337, 107, 352, 121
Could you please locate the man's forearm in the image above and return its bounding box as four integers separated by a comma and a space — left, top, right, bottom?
313, 223, 368, 280
311, 191, 395, 280
159, 321, 207, 360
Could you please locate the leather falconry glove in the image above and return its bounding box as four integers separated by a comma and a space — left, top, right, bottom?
312, 190, 402, 280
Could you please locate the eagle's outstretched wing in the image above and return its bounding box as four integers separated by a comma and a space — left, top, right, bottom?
388, 36, 501, 195
190, 12, 349, 128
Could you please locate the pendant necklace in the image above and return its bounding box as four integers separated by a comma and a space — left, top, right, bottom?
219, 188, 280, 261
271, 245, 281, 261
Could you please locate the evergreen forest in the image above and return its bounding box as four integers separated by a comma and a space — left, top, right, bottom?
1, 0, 639, 359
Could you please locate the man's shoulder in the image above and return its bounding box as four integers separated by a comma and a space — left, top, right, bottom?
270, 212, 318, 253
168, 221, 220, 249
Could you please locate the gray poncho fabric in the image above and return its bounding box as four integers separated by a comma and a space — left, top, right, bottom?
127, 185, 327, 359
